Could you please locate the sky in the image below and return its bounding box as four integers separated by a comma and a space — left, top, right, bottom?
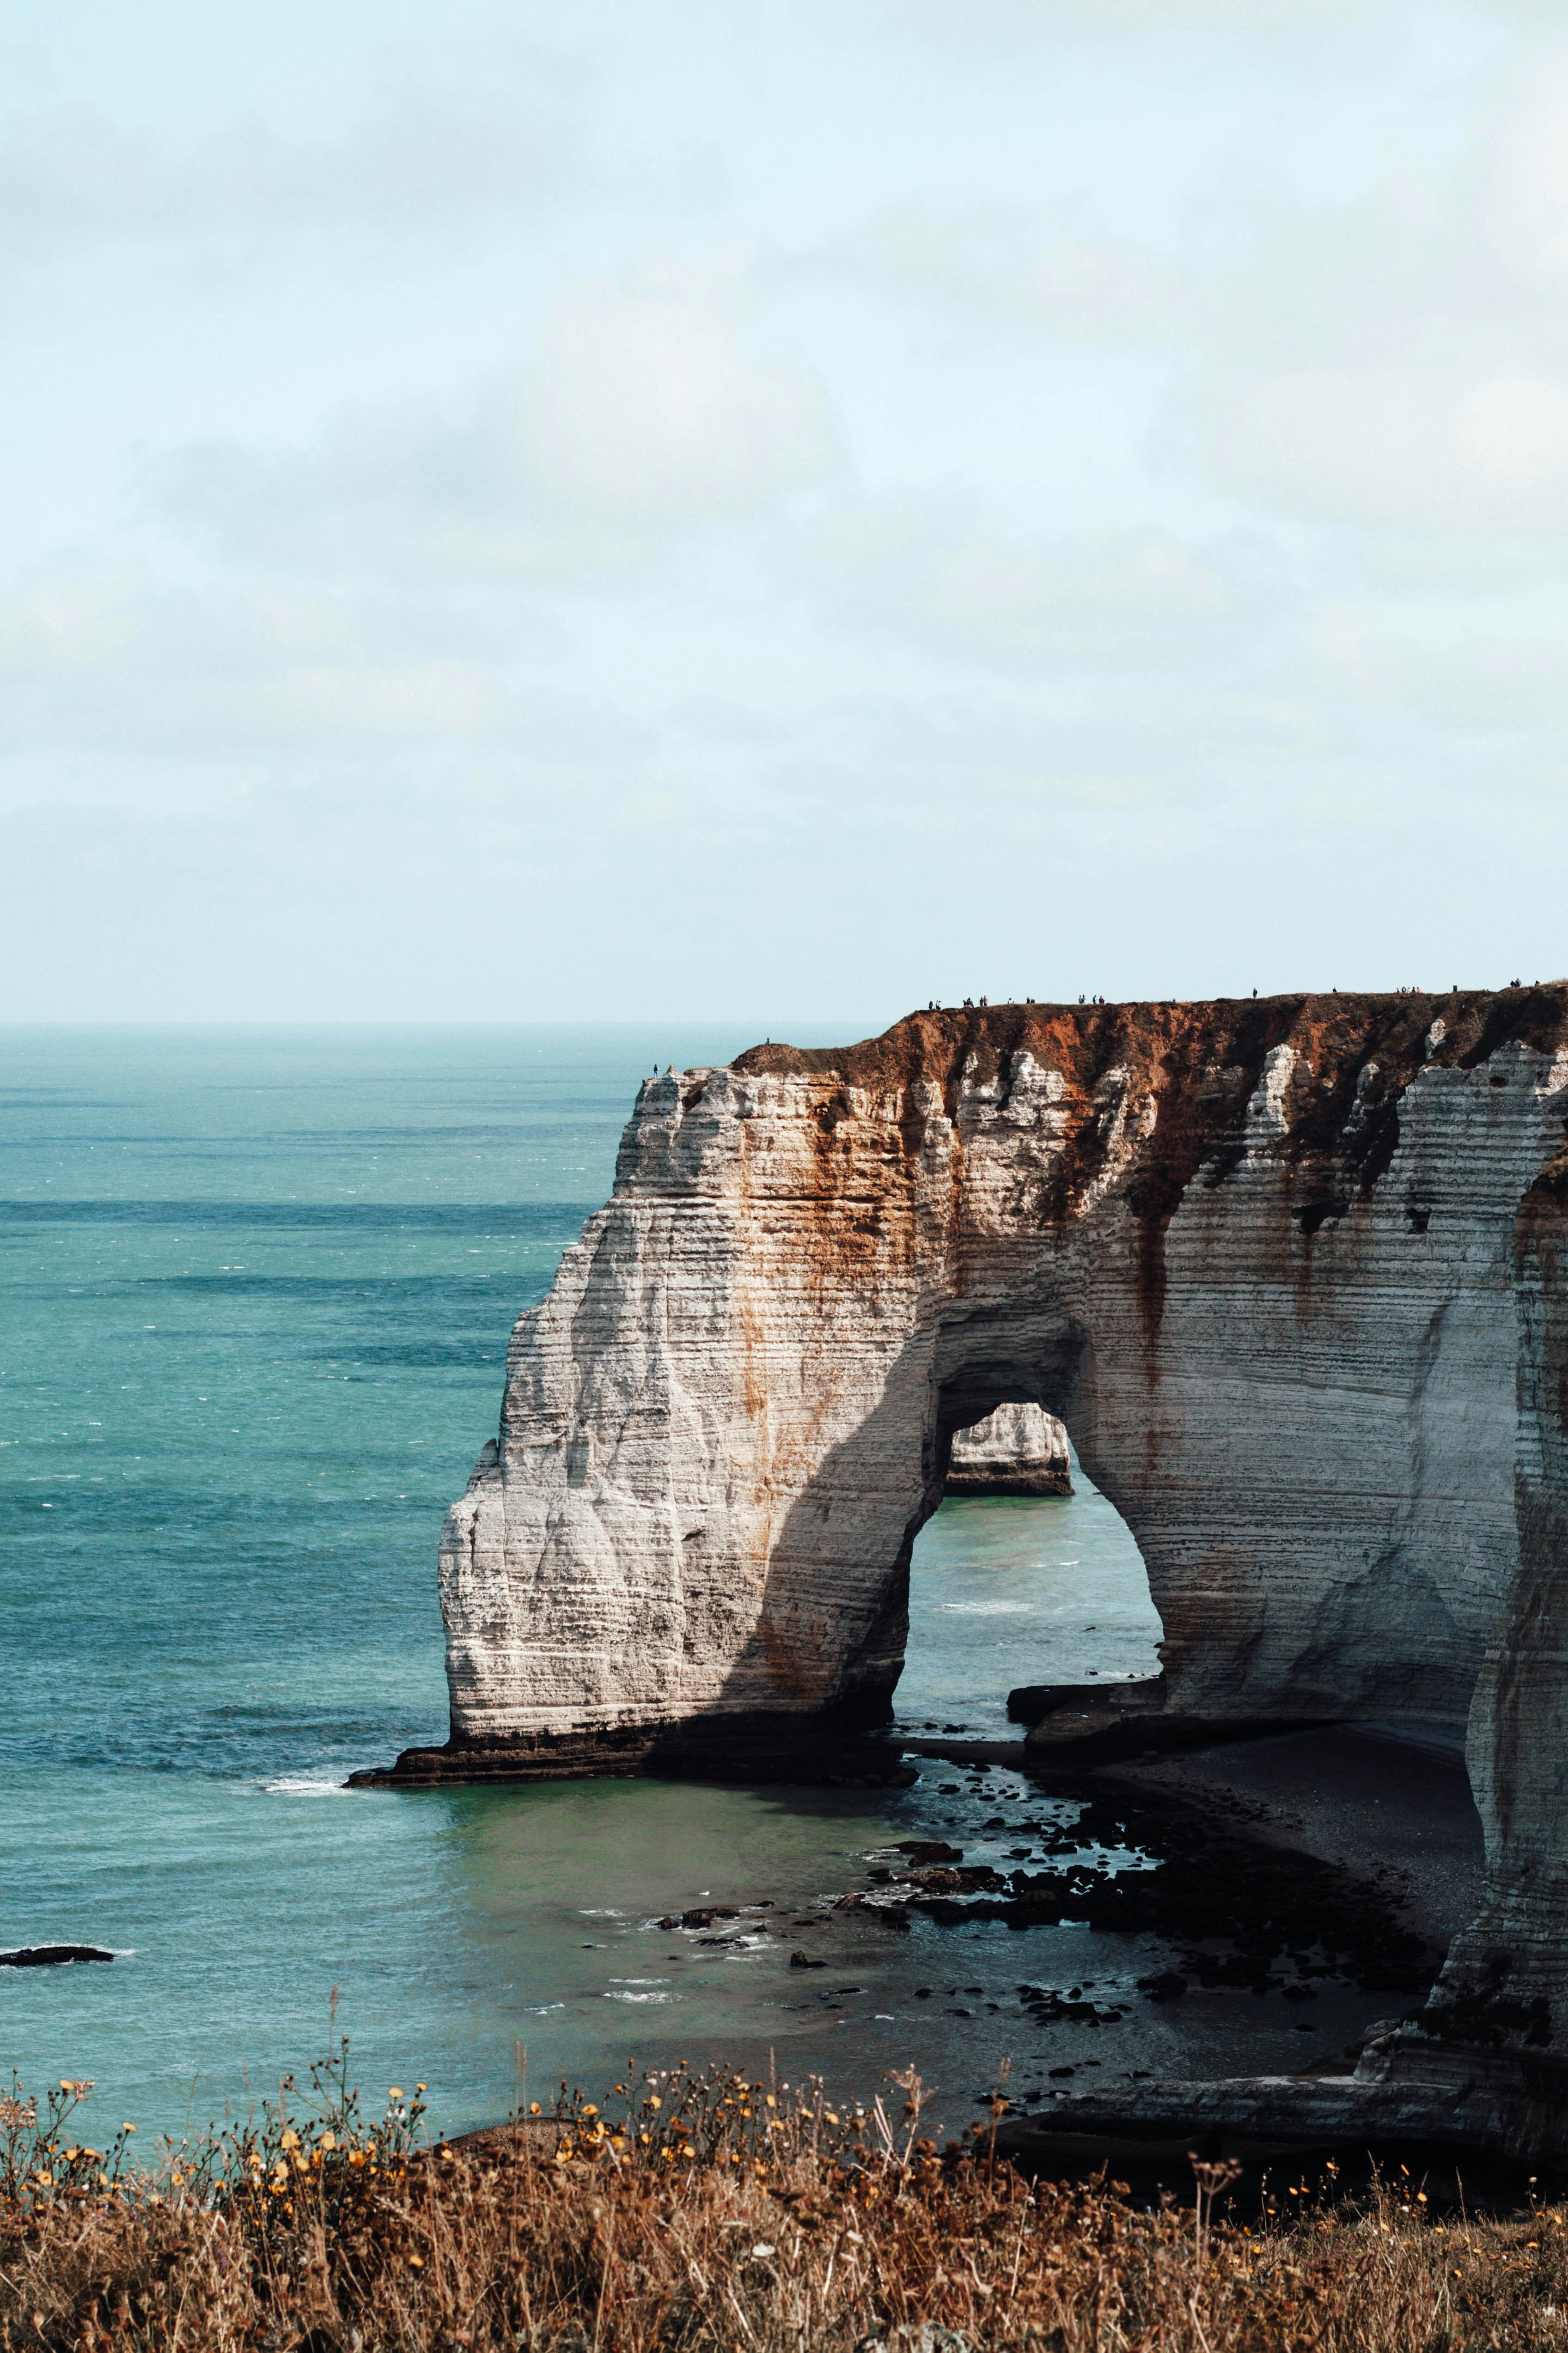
4, 0, 1567, 1029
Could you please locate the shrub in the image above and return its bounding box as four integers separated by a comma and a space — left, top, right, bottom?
0, 2048, 1561, 2349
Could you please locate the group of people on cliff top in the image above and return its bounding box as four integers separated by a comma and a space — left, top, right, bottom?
912, 982, 1541, 1019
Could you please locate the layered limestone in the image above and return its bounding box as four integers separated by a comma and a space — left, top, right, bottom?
398, 988, 1568, 1769
360, 986, 1568, 2152
946, 1402, 1072, 1497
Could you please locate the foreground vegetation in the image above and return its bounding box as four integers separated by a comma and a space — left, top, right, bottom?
2, 2048, 1565, 2350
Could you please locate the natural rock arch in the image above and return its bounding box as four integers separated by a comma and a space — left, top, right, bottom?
361, 989, 1568, 2155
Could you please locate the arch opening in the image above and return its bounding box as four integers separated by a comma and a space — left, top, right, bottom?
892, 1385, 1164, 1742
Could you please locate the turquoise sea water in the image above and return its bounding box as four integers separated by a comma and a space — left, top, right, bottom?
2, 1026, 1266, 2150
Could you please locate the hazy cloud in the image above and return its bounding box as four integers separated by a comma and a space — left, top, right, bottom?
845, 205, 1193, 345
9, 0, 1568, 1019
812, 504, 1242, 668
511, 260, 839, 528
152, 258, 839, 586
0, 573, 143, 670
0, 52, 588, 260
228, 659, 508, 740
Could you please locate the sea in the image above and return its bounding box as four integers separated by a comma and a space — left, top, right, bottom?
0, 1026, 1371, 2152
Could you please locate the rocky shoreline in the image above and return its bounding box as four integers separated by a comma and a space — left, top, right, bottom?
441, 1722, 1483, 2162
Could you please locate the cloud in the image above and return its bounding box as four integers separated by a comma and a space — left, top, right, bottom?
0, 567, 516, 762
0, 573, 141, 668
1033, 0, 1387, 19
228, 659, 508, 739
1453, 375, 1568, 491
0, 57, 587, 259
824, 27, 1568, 573
1195, 364, 1568, 531
918, 522, 1235, 658
1309, 589, 1568, 729
1174, 40, 1568, 533
873, 0, 1413, 55
846, 205, 1192, 345
151, 257, 839, 583
825, 0, 1565, 75
511, 258, 839, 529
618, 785, 692, 829
428, 518, 655, 582
813, 503, 1240, 667
152, 397, 515, 573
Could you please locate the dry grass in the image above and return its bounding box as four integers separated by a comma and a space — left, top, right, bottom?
1, 2048, 1565, 2350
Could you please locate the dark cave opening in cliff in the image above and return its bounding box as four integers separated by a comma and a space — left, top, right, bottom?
895, 1418, 1163, 1741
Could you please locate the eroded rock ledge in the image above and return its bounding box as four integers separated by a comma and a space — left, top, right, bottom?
353, 986, 1568, 2154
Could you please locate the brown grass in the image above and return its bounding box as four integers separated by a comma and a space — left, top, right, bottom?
1, 2048, 1565, 2350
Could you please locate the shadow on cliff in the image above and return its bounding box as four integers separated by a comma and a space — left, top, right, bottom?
658, 1317, 1156, 1779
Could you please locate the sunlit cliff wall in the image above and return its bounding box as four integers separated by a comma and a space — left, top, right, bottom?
394, 989, 1568, 1776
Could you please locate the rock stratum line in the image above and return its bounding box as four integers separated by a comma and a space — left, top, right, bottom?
355, 988, 1568, 2156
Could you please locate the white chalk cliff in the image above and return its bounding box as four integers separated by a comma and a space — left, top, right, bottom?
946, 1402, 1072, 1495
360, 989, 1568, 2155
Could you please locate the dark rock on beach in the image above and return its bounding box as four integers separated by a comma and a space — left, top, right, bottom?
1137, 1969, 1189, 2003
898, 1779, 1435, 2001
0, 1945, 114, 1968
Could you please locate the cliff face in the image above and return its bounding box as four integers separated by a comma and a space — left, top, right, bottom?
425, 989, 1568, 1772
362, 987, 1568, 2150
946, 1402, 1072, 1496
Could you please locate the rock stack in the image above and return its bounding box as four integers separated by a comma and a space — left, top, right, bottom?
945, 1403, 1072, 1497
